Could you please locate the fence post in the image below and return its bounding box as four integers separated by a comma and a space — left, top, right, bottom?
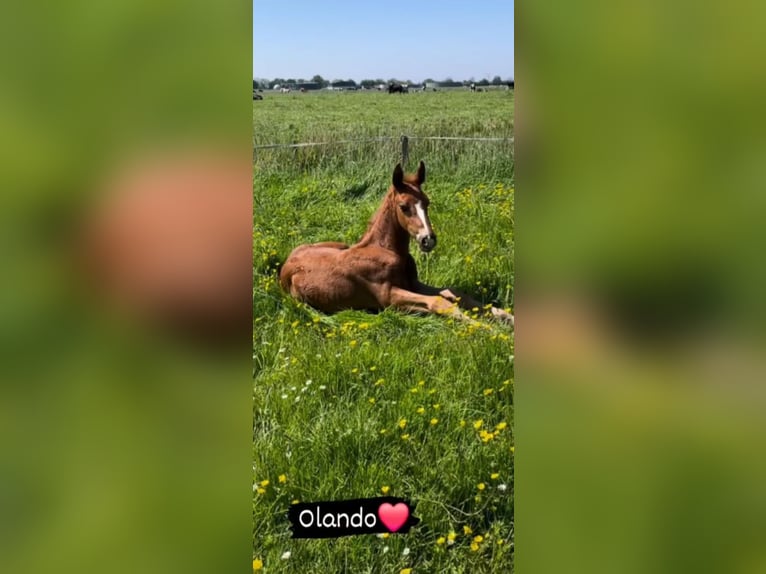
400, 135, 408, 167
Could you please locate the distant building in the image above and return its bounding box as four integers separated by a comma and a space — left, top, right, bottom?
328, 80, 357, 90
295, 82, 321, 91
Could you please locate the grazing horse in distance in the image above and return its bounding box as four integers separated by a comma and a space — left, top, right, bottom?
279, 162, 514, 325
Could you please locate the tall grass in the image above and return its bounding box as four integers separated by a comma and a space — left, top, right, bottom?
254, 90, 514, 573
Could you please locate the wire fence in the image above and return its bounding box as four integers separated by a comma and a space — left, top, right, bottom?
253, 134, 514, 177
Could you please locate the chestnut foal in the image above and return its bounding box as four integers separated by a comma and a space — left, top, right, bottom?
279, 162, 513, 325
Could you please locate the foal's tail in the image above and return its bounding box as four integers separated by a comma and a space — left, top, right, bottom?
277, 260, 292, 293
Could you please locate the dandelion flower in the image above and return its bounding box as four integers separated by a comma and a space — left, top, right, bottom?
447, 531, 457, 542
477, 483, 486, 491
491, 472, 500, 480
416, 407, 426, 414
496, 422, 507, 431
400, 569, 412, 574
278, 474, 287, 483
436, 536, 446, 545
253, 558, 263, 571
473, 419, 484, 430
470, 542, 479, 551
430, 418, 439, 425
380, 429, 388, 435
510, 446, 515, 454
351, 368, 359, 374
483, 388, 494, 396
459, 420, 466, 427
463, 525, 473, 535
369, 398, 376, 404
349, 340, 358, 348
256, 488, 265, 495
418, 380, 425, 386
398, 419, 407, 429
260, 480, 270, 487
291, 499, 299, 504
473, 535, 484, 543
433, 404, 441, 410
381, 486, 390, 494
401, 434, 410, 441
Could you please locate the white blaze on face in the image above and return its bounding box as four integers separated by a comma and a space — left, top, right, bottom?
414, 201, 433, 239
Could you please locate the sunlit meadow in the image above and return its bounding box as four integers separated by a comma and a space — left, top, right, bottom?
254, 89, 514, 573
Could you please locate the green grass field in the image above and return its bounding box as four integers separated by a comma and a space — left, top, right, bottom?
253, 90, 514, 573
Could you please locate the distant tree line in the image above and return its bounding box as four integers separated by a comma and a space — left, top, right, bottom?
253, 75, 512, 90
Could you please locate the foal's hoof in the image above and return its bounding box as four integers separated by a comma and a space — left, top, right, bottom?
492, 307, 515, 326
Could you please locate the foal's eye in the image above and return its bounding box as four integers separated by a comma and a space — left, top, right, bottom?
399, 204, 412, 215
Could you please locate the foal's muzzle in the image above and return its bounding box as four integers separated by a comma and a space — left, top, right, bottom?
419, 234, 437, 252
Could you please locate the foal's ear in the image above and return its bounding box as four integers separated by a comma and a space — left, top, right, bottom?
417, 161, 426, 184
392, 163, 404, 190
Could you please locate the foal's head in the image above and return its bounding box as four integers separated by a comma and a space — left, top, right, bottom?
391, 161, 437, 253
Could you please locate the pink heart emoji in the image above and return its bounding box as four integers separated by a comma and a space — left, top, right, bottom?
378, 502, 409, 532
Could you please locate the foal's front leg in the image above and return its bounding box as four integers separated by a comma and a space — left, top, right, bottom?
388, 287, 469, 321
413, 282, 514, 326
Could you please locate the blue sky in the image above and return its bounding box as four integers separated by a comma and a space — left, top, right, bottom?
253, 0, 513, 83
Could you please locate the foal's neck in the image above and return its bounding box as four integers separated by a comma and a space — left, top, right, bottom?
356, 190, 410, 254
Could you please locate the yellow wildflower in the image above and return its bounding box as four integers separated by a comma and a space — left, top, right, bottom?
278, 474, 287, 483
416, 407, 426, 414
447, 531, 457, 542
483, 388, 494, 396
256, 487, 265, 495
463, 525, 473, 535
477, 483, 486, 491
473, 419, 484, 430
436, 536, 446, 545
381, 486, 390, 494
430, 418, 439, 425
398, 419, 407, 429
496, 422, 508, 431
253, 558, 263, 571
401, 434, 410, 440
470, 542, 479, 551
491, 472, 500, 480
260, 479, 270, 487
473, 535, 484, 543
400, 569, 411, 574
